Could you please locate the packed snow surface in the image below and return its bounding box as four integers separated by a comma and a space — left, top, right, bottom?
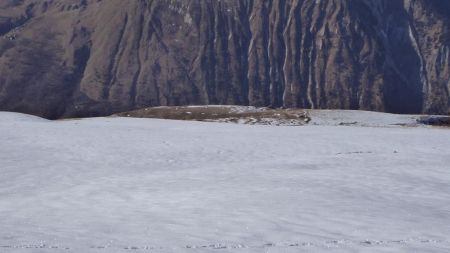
0, 111, 449, 252
306, 110, 421, 127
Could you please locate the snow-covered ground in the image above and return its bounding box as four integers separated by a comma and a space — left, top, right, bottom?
0, 111, 449, 252
306, 110, 421, 127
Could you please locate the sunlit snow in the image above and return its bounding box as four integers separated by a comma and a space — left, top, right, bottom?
0, 111, 449, 252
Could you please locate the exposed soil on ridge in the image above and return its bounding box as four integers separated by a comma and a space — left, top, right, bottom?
114, 106, 311, 126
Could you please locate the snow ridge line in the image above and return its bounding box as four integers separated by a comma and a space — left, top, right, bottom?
0, 238, 446, 251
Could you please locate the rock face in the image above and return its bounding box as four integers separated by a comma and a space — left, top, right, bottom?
0, 0, 449, 119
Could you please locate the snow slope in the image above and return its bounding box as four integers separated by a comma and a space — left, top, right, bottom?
0, 112, 450, 252
306, 110, 421, 127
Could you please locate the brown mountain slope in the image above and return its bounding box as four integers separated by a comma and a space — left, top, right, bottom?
0, 0, 449, 119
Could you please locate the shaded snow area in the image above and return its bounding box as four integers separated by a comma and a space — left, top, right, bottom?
0, 112, 450, 253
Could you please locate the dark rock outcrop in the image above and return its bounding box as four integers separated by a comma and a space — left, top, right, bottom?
0, 0, 449, 119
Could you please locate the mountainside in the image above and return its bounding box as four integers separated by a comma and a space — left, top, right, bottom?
0, 0, 449, 119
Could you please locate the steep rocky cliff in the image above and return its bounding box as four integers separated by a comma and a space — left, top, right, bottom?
0, 0, 449, 119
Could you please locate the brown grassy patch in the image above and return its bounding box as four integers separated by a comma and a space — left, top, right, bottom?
114, 106, 311, 126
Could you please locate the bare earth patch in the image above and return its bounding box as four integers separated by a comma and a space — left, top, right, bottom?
417, 116, 450, 127
114, 106, 311, 126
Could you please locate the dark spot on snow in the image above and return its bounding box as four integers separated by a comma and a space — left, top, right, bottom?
417, 116, 450, 127
339, 121, 358, 126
